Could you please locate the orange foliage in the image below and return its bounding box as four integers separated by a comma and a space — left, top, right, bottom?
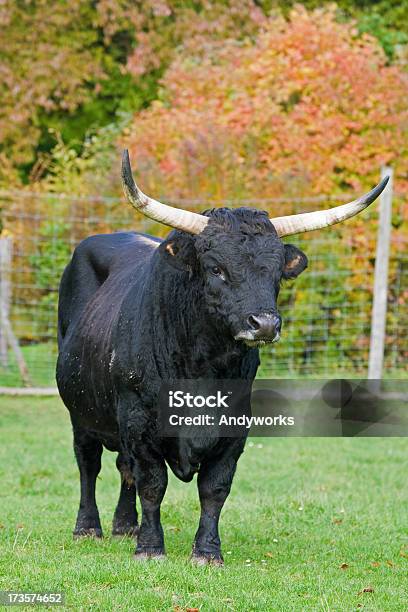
125, 6, 408, 203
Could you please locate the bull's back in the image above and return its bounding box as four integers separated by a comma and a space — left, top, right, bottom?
57, 231, 160, 435
58, 232, 160, 346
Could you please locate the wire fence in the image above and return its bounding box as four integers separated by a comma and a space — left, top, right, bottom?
0, 185, 406, 388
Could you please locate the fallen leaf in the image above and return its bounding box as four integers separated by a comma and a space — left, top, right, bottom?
265, 552, 273, 558
371, 562, 380, 568
358, 586, 374, 594
356, 604, 363, 608
386, 560, 394, 567
16, 524, 24, 529
340, 563, 349, 570
400, 549, 408, 558
186, 608, 199, 612
168, 526, 181, 532
333, 518, 343, 525
153, 587, 165, 594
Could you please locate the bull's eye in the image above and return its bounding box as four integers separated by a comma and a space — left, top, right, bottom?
211, 265, 223, 277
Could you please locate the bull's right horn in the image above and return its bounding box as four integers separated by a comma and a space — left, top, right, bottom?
121, 150, 209, 235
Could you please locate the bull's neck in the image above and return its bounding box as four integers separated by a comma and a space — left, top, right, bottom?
144, 256, 247, 377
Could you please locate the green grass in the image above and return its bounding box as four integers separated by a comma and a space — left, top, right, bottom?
0, 397, 407, 611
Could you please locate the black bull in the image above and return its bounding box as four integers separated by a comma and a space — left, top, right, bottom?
56, 206, 309, 564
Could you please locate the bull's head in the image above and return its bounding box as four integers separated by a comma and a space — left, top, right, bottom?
122, 150, 388, 347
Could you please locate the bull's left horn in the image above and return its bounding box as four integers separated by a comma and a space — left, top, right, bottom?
270, 177, 390, 237
121, 150, 209, 235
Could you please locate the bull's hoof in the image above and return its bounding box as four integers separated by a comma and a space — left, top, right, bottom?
134, 548, 166, 561
73, 527, 103, 539
112, 515, 139, 538
112, 524, 140, 538
191, 553, 224, 567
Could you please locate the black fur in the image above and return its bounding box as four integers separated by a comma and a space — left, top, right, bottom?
56, 208, 307, 563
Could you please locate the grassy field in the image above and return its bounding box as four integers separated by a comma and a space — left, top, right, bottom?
0, 397, 407, 611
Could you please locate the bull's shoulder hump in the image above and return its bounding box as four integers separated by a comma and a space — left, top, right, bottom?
132, 232, 162, 248
76, 231, 161, 252
65, 231, 160, 289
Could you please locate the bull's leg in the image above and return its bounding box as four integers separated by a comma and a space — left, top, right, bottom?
72, 427, 103, 538
192, 439, 245, 566
133, 453, 168, 560
112, 454, 139, 537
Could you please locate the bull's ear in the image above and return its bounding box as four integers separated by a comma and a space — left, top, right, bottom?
283, 244, 308, 279
158, 233, 197, 275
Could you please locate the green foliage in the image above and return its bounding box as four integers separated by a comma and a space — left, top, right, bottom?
29, 222, 71, 337
42, 116, 130, 196
357, 13, 408, 59
0, 0, 156, 184
30, 222, 71, 292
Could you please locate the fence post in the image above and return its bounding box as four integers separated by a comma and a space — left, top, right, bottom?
0, 235, 31, 386
0, 236, 12, 366
368, 166, 393, 381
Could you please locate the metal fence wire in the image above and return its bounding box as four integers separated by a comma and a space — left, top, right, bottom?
0, 187, 406, 387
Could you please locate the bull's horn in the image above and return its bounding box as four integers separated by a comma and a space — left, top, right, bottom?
121, 149, 209, 234
270, 176, 390, 237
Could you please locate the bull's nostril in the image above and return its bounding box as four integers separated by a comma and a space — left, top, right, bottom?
274, 315, 282, 333
247, 315, 261, 330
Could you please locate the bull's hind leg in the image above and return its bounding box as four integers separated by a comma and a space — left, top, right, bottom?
72, 427, 103, 538
112, 454, 139, 537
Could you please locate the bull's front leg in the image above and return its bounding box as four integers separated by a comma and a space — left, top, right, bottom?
132, 451, 168, 560
192, 438, 245, 566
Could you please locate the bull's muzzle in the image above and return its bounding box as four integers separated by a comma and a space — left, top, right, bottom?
234, 312, 282, 347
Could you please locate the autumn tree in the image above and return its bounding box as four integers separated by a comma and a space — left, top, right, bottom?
0, 0, 268, 185
0, 0, 149, 184
1, 1, 405, 186
125, 6, 408, 201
